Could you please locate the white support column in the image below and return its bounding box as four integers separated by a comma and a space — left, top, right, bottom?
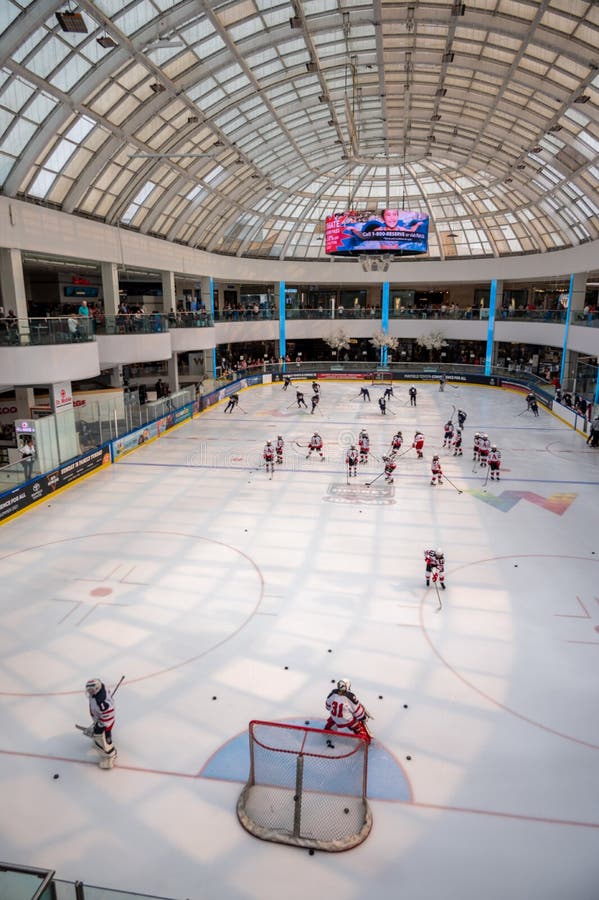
15, 387, 35, 418
0, 248, 27, 318
101, 261, 120, 317
162, 270, 176, 314
168, 352, 179, 394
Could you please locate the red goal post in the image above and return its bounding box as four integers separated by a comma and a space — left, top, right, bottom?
237, 720, 372, 851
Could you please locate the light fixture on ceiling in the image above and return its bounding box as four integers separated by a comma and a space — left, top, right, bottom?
431, 114, 442, 121
213, 140, 224, 147
548, 124, 562, 132
149, 83, 166, 94
306, 61, 317, 73
187, 116, 199, 124
531, 145, 542, 153
147, 36, 184, 49
289, 16, 301, 29
435, 88, 447, 97
451, 3, 466, 15
573, 94, 590, 104
97, 34, 117, 48
442, 52, 455, 63
56, 10, 88, 33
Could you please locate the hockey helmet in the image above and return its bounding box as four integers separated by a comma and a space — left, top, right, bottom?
436, 549, 444, 558
433, 455, 439, 461
474, 432, 480, 438
337, 678, 351, 693
351, 444, 356, 449
278, 435, 282, 439
266, 439, 272, 444
85, 678, 102, 697
482, 433, 488, 439
491, 444, 497, 450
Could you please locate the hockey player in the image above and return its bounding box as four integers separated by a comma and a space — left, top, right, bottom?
530, 397, 539, 417
310, 393, 320, 415
473, 432, 481, 463
359, 386, 371, 402
452, 428, 463, 456
457, 409, 467, 428
443, 420, 454, 447
306, 432, 324, 460
430, 454, 443, 486
224, 392, 239, 414
325, 678, 371, 744
424, 549, 446, 589
439, 373, 446, 392
383, 452, 397, 484
275, 435, 285, 465
296, 389, 307, 409
479, 433, 491, 467
391, 430, 403, 452
81, 679, 117, 769
378, 396, 387, 416
312, 381, 320, 395
383, 385, 394, 401
413, 431, 425, 458
358, 429, 370, 464
409, 385, 417, 407
488, 444, 502, 479
283, 375, 292, 391
263, 440, 275, 476
346, 444, 359, 478
526, 392, 536, 411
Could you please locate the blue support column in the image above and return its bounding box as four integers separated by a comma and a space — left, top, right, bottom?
209, 276, 216, 379
278, 281, 286, 362
559, 274, 576, 387
484, 280, 499, 376
381, 281, 390, 366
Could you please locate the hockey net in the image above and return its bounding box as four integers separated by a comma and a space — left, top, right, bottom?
237, 720, 372, 851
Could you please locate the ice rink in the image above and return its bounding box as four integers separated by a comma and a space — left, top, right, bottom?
1, 377, 598, 900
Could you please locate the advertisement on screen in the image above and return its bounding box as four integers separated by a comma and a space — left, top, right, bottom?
325, 209, 429, 255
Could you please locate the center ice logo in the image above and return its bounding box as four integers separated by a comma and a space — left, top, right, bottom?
324, 482, 395, 505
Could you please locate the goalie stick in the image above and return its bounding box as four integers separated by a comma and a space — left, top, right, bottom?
433, 580, 442, 612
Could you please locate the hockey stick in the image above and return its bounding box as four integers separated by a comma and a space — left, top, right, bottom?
433, 580, 442, 612
365, 471, 385, 487
295, 441, 307, 448
450, 404, 456, 422
443, 474, 463, 495
483, 466, 490, 488
237, 405, 248, 415
515, 407, 529, 417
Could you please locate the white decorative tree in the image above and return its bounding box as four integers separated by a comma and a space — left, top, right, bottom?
416, 330, 448, 361
324, 328, 351, 359
369, 330, 399, 354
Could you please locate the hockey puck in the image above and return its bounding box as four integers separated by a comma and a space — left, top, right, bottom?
514, 564, 518, 568
327, 648, 332, 653
305, 721, 310, 725
403, 704, 408, 709
344, 808, 349, 814
53, 773, 59, 779
212, 696, 217, 700
378, 695, 383, 699
406, 755, 412, 761
309, 849, 315, 856
244, 529, 248, 532
284, 666, 288, 670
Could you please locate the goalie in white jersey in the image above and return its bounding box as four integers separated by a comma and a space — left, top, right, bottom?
80, 678, 117, 769
325, 678, 371, 744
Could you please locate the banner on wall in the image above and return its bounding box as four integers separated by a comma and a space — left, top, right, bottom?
0, 445, 110, 523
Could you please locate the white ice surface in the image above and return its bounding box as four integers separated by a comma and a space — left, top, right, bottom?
1, 380, 598, 900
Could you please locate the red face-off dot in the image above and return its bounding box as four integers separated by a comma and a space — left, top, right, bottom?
90, 587, 113, 597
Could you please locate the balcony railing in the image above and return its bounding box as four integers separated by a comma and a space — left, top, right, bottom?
95, 314, 169, 334
166, 310, 213, 328
0, 316, 96, 345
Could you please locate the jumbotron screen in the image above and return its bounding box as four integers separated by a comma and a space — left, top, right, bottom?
325, 209, 429, 256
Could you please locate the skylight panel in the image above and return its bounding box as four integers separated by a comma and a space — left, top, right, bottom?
51, 55, 90, 92
0, 118, 37, 155
29, 168, 55, 198
114, 1, 157, 36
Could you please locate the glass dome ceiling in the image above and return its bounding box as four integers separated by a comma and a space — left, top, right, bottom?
1, 0, 598, 261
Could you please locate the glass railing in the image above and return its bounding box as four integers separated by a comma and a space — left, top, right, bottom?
95, 314, 169, 334
0, 317, 96, 345
213, 307, 275, 321
166, 311, 213, 327
0, 861, 57, 899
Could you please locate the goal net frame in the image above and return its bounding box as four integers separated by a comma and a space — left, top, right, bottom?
237, 720, 372, 851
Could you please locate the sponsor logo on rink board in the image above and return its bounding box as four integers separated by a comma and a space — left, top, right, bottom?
323, 482, 395, 505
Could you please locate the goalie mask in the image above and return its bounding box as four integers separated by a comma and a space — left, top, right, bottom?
85, 678, 102, 697
337, 678, 351, 693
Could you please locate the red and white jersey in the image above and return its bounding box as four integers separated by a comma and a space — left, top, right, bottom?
443, 422, 454, 439
488, 448, 501, 466
473, 434, 481, 450
413, 433, 424, 450
453, 431, 462, 448
275, 437, 284, 454
263, 444, 274, 461
346, 448, 359, 465
309, 434, 323, 450
424, 550, 444, 576
325, 688, 365, 727
479, 437, 491, 457
384, 454, 397, 475
391, 433, 403, 451
358, 434, 369, 451
431, 458, 442, 475
89, 687, 115, 732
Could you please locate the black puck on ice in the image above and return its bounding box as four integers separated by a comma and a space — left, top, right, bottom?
212, 696, 217, 700
514, 564, 518, 567
378, 695, 383, 699
406, 755, 412, 761
284, 666, 288, 670
344, 808, 349, 814
244, 528, 248, 532
305, 721, 310, 725
53, 773, 59, 779
327, 649, 332, 653
309, 849, 315, 856
331, 679, 335, 683
403, 704, 408, 709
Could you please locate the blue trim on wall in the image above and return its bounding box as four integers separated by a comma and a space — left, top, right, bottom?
484, 280, 498, 376
381, 282, 390, 366
559, 274, 574, 386
209, 277, 216, 378
279, 281, 286, 360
